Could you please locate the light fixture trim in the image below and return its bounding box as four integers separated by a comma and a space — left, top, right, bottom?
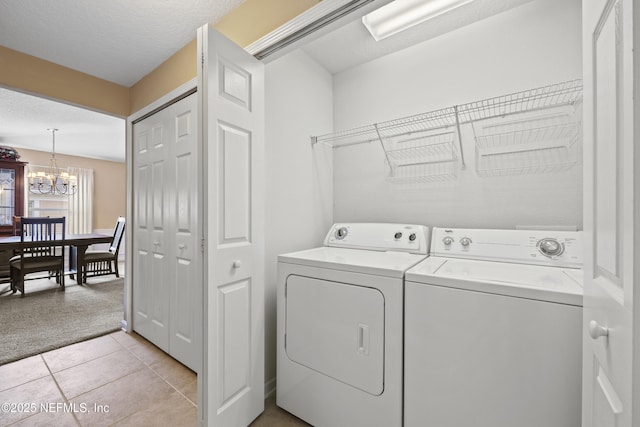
362, 0, 477, 41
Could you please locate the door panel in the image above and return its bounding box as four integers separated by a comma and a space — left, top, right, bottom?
593, 1, 621, 280
134, 117, 170, 349
176, 155, 192, 233
219, 59, 252, 109
582, 0, 634, 426
134, 132, 151, 330
199, 24, 265, 427
218, 279, 251, 407
219, 123, 252, 243
169, 93, 200, 371
132, 92, 201, 370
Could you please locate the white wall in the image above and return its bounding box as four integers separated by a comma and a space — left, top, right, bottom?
264, 50, 334, 391
332, 0, 583, 229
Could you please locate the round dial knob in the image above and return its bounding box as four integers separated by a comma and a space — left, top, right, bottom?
442, 236, 454, 245
394, 232, 403, 239
409, 233, 417, 242
460, 237, 472, 247
538, 238, 564, 257
335, 227, 348, 240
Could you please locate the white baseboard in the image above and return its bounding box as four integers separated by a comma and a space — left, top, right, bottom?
265, 377, 276, 399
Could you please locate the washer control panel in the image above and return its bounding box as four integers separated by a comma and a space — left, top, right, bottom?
431, 227, 583, 268
537, 238, 564, 257
334, 226, 349, 240
325, 223, 430, 255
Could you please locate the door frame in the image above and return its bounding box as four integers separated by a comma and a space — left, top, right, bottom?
125, 77, 205, 421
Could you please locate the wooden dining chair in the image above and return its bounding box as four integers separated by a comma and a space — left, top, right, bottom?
12, 216, 21, 236
10, 217, 66, 296
80, 217, 125, 283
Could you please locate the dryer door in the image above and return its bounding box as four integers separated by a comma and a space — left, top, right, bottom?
285, 275, 385, 395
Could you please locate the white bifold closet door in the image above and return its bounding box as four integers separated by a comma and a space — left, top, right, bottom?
198, 24, 265, 427
132, 92, 201, 372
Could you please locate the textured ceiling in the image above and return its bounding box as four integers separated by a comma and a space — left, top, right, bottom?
0, 0, 244, 87
0, 89, 125, 163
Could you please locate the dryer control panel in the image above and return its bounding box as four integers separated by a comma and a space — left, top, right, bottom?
325, 223, 430, 255
431, 227, 583, 268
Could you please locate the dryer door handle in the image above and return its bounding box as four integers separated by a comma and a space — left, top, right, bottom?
357, 324, 370, 356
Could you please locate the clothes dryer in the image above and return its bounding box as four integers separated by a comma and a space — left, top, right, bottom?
276, 223, 430, 427
404, 227, 583, 427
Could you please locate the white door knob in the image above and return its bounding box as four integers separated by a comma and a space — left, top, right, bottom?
178, 244, 186, 249
589, 320, 609, 340
232, 260, 242, 269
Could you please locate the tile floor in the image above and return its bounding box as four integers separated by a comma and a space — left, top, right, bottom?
0, 331, 308, 427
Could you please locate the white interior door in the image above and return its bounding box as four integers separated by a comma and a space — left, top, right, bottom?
167, 93, 201, 371
132, 92, 202, 371
132, 105, 171, 351
198, 25, 265, 426
582, 0, 635, 425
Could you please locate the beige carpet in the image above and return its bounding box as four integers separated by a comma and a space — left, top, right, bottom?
0, 276, 124, 365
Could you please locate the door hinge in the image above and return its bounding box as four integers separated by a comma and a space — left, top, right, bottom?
201, 238, 205, 253
201, 52, 204, 67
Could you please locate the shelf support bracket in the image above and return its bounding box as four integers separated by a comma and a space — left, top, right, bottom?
453, 105, 466, 169
373, 124, 394, 174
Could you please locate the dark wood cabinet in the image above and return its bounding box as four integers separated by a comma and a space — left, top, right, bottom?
0, 160, 26, 237
0, 160, 26, 282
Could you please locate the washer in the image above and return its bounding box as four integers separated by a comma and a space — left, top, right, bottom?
404, 227, 583, 427
276, 223, 430, 427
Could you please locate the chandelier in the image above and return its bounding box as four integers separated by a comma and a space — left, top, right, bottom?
28, 128, 77, 196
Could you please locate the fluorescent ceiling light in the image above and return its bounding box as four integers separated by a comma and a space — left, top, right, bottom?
362, 0, 477, 41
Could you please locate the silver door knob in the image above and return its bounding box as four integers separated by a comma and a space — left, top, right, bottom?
232, 260, 242, 269
589, 320, 609, 340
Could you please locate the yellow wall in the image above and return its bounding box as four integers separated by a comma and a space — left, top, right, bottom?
129, 39, 198, 114
0, 46, 129, 117
18, 148, 126, 230
215, 0, 321, 49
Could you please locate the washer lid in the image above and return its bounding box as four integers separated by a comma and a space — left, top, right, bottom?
278, 247, 427, 278
406, 257, 583, 306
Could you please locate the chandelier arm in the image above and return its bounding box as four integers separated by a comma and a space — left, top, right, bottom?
28, 128, 77, 196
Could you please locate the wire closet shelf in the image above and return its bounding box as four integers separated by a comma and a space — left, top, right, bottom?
468, 79, 583, 176
310, 79, 583, 181
311, 107, 461, 182
456, 79, 582, 123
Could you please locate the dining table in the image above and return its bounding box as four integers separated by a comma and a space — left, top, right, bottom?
0, 233, 113, 285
